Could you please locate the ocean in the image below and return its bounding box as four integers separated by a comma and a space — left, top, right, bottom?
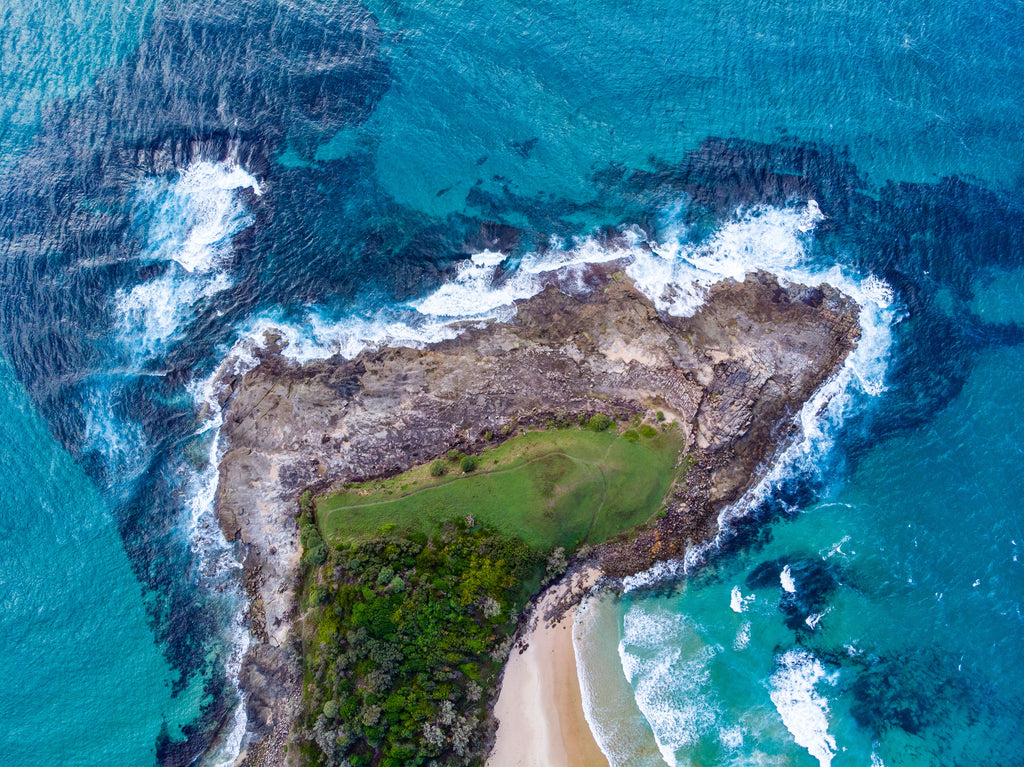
0, 0, 1022, 764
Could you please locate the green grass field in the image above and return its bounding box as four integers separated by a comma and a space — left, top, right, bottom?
316, 425, 686, 550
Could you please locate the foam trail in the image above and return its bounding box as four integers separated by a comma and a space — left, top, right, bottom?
617, 606, 723, 767
769, 649, 837, 767
573, 595, 667, 767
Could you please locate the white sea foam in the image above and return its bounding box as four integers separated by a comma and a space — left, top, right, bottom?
137, 160, 262, 274
115, 160, 261, 364
769, 649, 837, 767
780, 565, 797, 594
730, 586, 744, 613
81, 386, 150, 482
116, 270, 234, 358
625, 202, 826, 317
411, 250, 534, 318
733, 621, 751, 651
719, 725, 745, 750
574, 596, 668, 767
804, 607, 832, 631
823, 534, 852, 560
238, 309, 468, 363
618, 607, 723, 767
730, 585, 755, 613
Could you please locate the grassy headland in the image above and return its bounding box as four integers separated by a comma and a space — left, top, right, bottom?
297, 418, 688, 766
316, 421, 686, 550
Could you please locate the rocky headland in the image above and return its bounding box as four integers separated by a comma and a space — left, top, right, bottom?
211, 264, 860, 764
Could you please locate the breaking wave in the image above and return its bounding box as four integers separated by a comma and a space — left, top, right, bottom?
768, 649, 838, 767
114, 160, 261, 364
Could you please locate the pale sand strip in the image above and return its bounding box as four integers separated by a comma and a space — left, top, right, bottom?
488, 569, 610, 767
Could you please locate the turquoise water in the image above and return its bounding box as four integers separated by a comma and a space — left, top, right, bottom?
0, 354, 199, 765
344, 0, 1024, 219
0, 0, 1022, 763
595, 334, 1024, 766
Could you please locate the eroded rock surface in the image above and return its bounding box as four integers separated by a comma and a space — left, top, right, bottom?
214, 268, 859, 763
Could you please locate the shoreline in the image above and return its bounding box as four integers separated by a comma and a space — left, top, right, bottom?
211, 269, 862, 762
488, 568, 610, 767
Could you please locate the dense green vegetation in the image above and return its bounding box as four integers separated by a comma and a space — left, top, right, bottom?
299, 418, 687, 766
317, 424, 684, 550
297, 521, 547, 767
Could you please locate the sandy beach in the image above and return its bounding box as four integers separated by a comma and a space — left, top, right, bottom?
488, 569, 610, 767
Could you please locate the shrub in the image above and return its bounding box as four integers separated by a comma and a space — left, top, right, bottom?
586, 413, 613, 432
639, 424, 657, 438
544, 546, 567, 583
656, 410, 665, 422
386, 576, 406, 594
622, 429, 640, 442
460, 455, 478, 473
323, 699, 340, 720
299, 514, 328, 566
429, 460, 447, 477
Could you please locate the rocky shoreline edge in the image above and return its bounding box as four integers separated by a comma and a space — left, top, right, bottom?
210, 265, 860, 765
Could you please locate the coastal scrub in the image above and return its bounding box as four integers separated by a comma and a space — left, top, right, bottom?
297, 522, 543, 766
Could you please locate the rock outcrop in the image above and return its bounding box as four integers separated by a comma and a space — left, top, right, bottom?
212, 266, 859, 764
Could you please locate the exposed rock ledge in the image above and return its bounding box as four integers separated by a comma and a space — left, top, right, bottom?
211, 266, 859, 765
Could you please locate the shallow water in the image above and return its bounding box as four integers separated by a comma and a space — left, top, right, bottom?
1, 0, 1022, 763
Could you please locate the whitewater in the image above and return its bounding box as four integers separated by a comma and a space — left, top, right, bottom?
3, 0, 1024, 764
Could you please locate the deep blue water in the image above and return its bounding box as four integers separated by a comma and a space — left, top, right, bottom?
0, 0, 1022, 764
